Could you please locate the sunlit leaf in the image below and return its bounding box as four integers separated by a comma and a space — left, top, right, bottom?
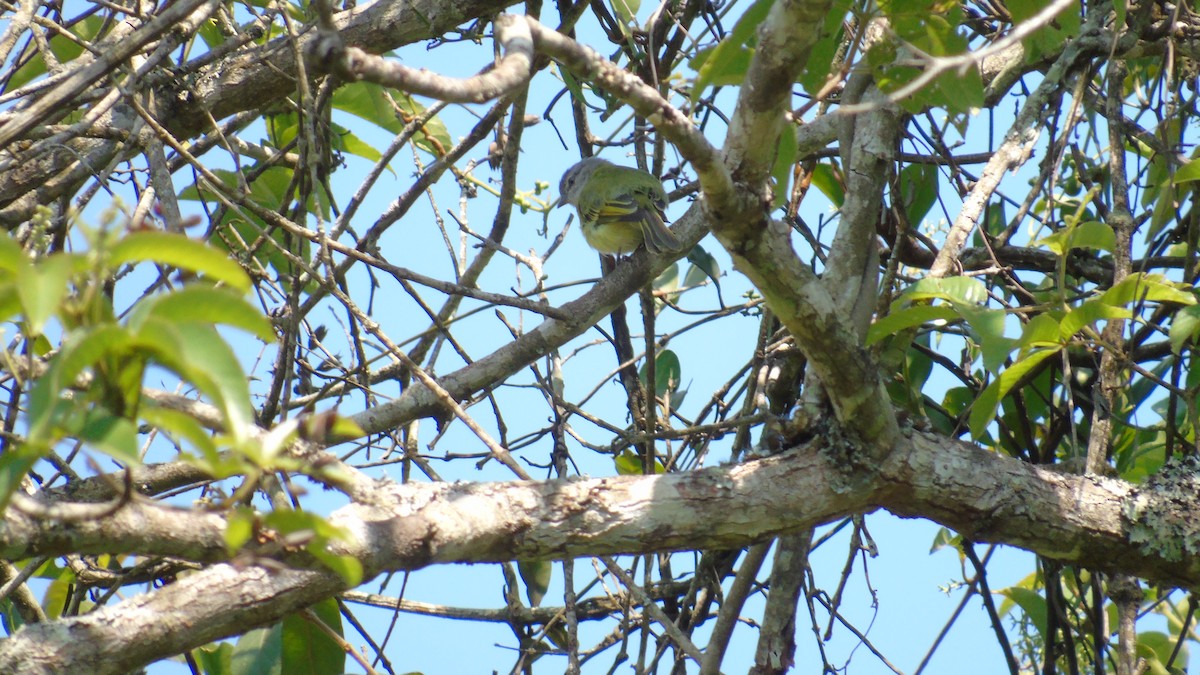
1102, 273, 1196, 307
1034, 220, 1115, 254
18, 254, 78, 336
28, 324, 131, 442
969, 347, 1059, 438
1169, 305, 1200, 353
902, 277, 988, 304
333, 82, 404, 132
798, 0, 852, 95
809, 162, 844, 207
1017, 313, 1062, 349
1174, 156, 1200, 184
0, 236, 24, 273
1058, 299, 1130, 339
136, 319, 254, 443
935, 65, 984, 112
610, 0, 640, 27
127, 285, 275, 342
110, 232, 251, 292
139, 404, 221, 467
867, 305, 959, 346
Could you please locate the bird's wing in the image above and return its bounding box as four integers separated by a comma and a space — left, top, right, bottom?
586, 193, 642, 223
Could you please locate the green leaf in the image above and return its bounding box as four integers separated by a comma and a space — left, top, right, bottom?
690, 46, 753, 91
982, 202, 1007, 238
231, 624, 283, 675
867, 305, 959, 346
809, 162, 844, 207
1172, 156, 1200, 184
332, 83, 402, 134
281, 600, 345, 675
137, 319, 255, 443
0, 236, 25, 274
979, 335, 1016, 376
1058, 299, 1130, 339
0, 282, 23, 327
969, 347, 1059, 439
998, 585, 1048, 643
956, 305, 1007, 347
128, 285, 275, 342
1007, 0, 1080, 62
330, 122, 383, 163
225, 507, 257, 554
902, 276, 988, 304
935, 65, 984, 113
928, 527, 963, 556
1035, 220, 1115, 254
653, 262, 680, 300
610, 0, 640, 27
195, 642, 234, 675
18, 254, 78, 336
771, 125, 798, 208
0, 597, 24, 635
139, 404, 221, 468
683, 244, 723, 302
28, 324, 132, 442
6, 15, 104, 91
1113, 0, 1126, 27
40, 563, 75, 620
1136, 631, 1179, 673
1017, 313, 1063, 349
1068, 220, 1116, 252
1102, 273, 1197, 307
689, 0, 771, 102
110, 232, 251, 292
639, 349, 681, 398
798, 0, 852, 95
614, 452, 637, 475
1169, 305, 1200, 353
307, 549, 363, 587
0, 448, 44, 512
77, 409, 139, 463
897, 164, 940, 224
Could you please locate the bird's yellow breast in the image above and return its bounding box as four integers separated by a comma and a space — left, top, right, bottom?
582, 220, 645, 255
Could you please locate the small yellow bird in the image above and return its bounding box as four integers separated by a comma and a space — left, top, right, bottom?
555, 157, 682, 255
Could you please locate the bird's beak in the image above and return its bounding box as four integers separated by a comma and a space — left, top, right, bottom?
553, 195, 566, 208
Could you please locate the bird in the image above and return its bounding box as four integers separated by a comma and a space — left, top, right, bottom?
555, 157, 682, 256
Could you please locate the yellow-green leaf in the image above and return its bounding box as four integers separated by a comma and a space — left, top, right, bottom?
110, 232, 251, 292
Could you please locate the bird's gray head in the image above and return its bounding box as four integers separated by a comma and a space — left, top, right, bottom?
555, 157, 611, 208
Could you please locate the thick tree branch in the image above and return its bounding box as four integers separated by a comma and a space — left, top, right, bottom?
4, 431, 1197, 587
3, 430, 1197, 671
